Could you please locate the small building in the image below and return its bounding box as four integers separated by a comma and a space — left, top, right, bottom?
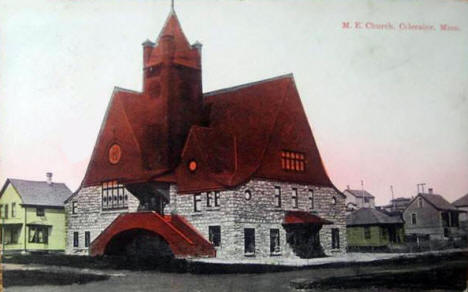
380, 197, 411, 214
343, 188, 375, 212
346, 208, 404, 251
403, 190, 463, 240
452, 193, 468, 231
0, 174, 72, 253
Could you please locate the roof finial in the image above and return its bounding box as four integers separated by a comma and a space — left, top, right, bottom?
171, 0, 174, 11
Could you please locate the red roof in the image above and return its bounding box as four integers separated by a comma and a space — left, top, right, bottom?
284, 211, 333, 225
81, 10, 335, 193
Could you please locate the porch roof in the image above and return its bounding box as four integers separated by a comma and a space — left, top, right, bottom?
283, 211, 333, 225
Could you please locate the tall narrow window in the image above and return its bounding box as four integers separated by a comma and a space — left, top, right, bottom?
0, 204, 3, 218
292, 188, 298, 208
4, 204, 8, 219
411, 213, 417, 225
331, 228, 340, 249
85, 231, 90, 247
72, 201, 77, 214
214, 192, 220, 207
274, 187, 281, 207
11, 203, 16, 217
309, 190, 314, 209
281, 151, 305, 172
364, 227, 371, 239
418, 197, 423, 208
206, 192, 213, 207
102, 181, 127, 210
194, 193, 201, 212
73, 232, 79, 247
244, 228, 255, 255
209, 226, 221, 247
270, 229, 280, 255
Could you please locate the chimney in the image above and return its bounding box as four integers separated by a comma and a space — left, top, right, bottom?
46, 172, 53, 185
428, 188, 433, 194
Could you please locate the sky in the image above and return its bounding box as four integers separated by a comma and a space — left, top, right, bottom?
0, 0, 467, 205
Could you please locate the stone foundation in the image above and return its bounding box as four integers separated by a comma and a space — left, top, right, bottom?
66, 178, 346, 259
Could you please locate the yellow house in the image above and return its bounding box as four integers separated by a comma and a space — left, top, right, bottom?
0, 174, 72, 253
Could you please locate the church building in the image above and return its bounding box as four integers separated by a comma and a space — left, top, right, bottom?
65, 7, 346, 260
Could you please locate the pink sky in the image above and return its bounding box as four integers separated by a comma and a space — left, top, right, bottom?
1, 0, 467, 205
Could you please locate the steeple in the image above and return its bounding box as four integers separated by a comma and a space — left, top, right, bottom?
140, 6, 203, 171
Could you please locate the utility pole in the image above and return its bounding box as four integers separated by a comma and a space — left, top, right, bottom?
390, 185, 395, 210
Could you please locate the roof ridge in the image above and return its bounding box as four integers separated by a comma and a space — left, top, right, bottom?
9, 178, 66, 185
203, 73, 294, 97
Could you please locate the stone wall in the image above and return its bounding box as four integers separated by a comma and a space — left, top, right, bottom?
64, 186, 139, 255
168, 178, 347, 259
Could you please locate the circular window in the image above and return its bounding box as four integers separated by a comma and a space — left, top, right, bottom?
188, 160, 198, 172
244, 190, 252, 200
332, 196, 337, 205
108, 144, 122, 164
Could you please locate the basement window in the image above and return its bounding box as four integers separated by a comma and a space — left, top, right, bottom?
281, 151, 305, 172
102, 181, 128, 210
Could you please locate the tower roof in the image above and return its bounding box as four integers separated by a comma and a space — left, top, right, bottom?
155, 10, 190, 51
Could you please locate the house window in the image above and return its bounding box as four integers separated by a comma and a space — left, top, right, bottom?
0, 204, 2, 218
411, 213, 417, 225
244, 190, 252, 200
4, 204, 8, 219
451, 212, 459, 227
209, 226, 221, 247
270, 229, 280, 255
36, 207, 45, 217
292, 188, 298, 208
206, 192, 213, 207
73, 232, 79, 247
364, 227, 371, 239
331, 228, 340, 249
244, 228, 255, 255
418, 197, 423, 208
309, 190, 314, 209
274, 186, 281, 207
101, 181, 128, 210
72, 201, 77, 214
214, 192, 220, 207
5, 227, 19, 244
11, 203, 16, 217
29, 226, 48, 244
364, 197, 369, 203
281, 150, 305, 172
85, 231, 90, 247
194, 193, 201, 212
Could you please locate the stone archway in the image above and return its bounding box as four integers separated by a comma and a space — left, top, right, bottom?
104, 228, 174, 259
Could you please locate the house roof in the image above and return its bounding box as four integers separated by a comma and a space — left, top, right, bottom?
415, 193, 459, 211
452, 193, 468, 207
346, 208, 403, 226
345, 189, 375, 198
1, 179, 72, 207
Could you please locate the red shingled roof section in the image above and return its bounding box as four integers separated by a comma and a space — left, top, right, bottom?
146, 11, 200, 69
176, 74, 334, 193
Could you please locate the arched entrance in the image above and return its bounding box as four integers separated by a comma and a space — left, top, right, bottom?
104, 229, 174, 259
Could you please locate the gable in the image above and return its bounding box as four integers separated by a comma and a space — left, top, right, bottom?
0, 181, 23, 205
254, 78, 332, 186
